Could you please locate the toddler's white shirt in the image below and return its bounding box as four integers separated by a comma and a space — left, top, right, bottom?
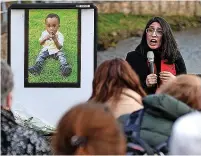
39, 30, 64, 55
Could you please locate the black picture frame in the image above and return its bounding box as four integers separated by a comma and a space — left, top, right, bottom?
8, 3, 97, 88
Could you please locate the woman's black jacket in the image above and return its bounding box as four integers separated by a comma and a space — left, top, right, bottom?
126, 49, 187, 94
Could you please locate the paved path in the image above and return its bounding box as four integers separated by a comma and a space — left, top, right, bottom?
97, 28, 201, 74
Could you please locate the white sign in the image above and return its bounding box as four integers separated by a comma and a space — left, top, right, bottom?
8, 3, 97, 127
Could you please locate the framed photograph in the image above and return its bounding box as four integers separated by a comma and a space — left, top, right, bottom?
25, 9, 81, 88
8, 3, 97, 126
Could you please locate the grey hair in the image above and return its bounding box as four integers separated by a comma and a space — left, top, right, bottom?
1, 60, 14, 106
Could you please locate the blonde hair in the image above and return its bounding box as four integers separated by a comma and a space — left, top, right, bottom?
157, 74, 201, 110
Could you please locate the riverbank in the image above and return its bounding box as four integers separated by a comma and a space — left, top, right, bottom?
98, 14, 201, 51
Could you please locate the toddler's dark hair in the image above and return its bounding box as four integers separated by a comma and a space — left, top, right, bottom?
45, 13, 60, 24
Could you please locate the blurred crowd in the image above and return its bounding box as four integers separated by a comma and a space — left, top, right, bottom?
1, 58, 201, 155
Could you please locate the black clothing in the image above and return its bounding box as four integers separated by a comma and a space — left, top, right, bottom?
126, 49, 187, 94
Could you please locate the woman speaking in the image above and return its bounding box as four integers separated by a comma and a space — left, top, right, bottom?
126, 17, 187, 94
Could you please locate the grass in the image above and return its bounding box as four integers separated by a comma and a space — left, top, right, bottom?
98, 14, 153, 36
28, 9, 78, 83
98, 13, 201, 36
98, 14, 201, 50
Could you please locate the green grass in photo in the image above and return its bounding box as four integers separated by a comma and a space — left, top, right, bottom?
28, 9, 78, 83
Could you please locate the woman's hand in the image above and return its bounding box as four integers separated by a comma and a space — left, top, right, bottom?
159, 71, 176, 83
146, 74, 157, 87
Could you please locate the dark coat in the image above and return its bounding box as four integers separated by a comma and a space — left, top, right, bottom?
140, 94, 194, 148
1, 109, 52, 155
126, 49, 187, 94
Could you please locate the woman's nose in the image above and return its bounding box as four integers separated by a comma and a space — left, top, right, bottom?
152, 30, 157, 37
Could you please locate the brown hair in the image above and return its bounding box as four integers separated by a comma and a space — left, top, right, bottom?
89, 58, 146, 106
52, 102, 126, 155
157, 74, 201, 110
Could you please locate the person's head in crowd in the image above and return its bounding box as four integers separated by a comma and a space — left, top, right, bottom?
169, 112, 201, 155
139, 16, 179, 64
1, 60, 14, 110
89, 58, 146, 117
157, 74, 201, 110
52, 102, 126, 155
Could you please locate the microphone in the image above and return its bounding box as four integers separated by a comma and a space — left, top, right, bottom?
147, 51, 154, 74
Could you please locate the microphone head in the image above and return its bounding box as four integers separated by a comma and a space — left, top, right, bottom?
147, 51, 154, 62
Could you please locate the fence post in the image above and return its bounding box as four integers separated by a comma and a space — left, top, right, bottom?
1, 2, 8, 34
2, 2, 7, 23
